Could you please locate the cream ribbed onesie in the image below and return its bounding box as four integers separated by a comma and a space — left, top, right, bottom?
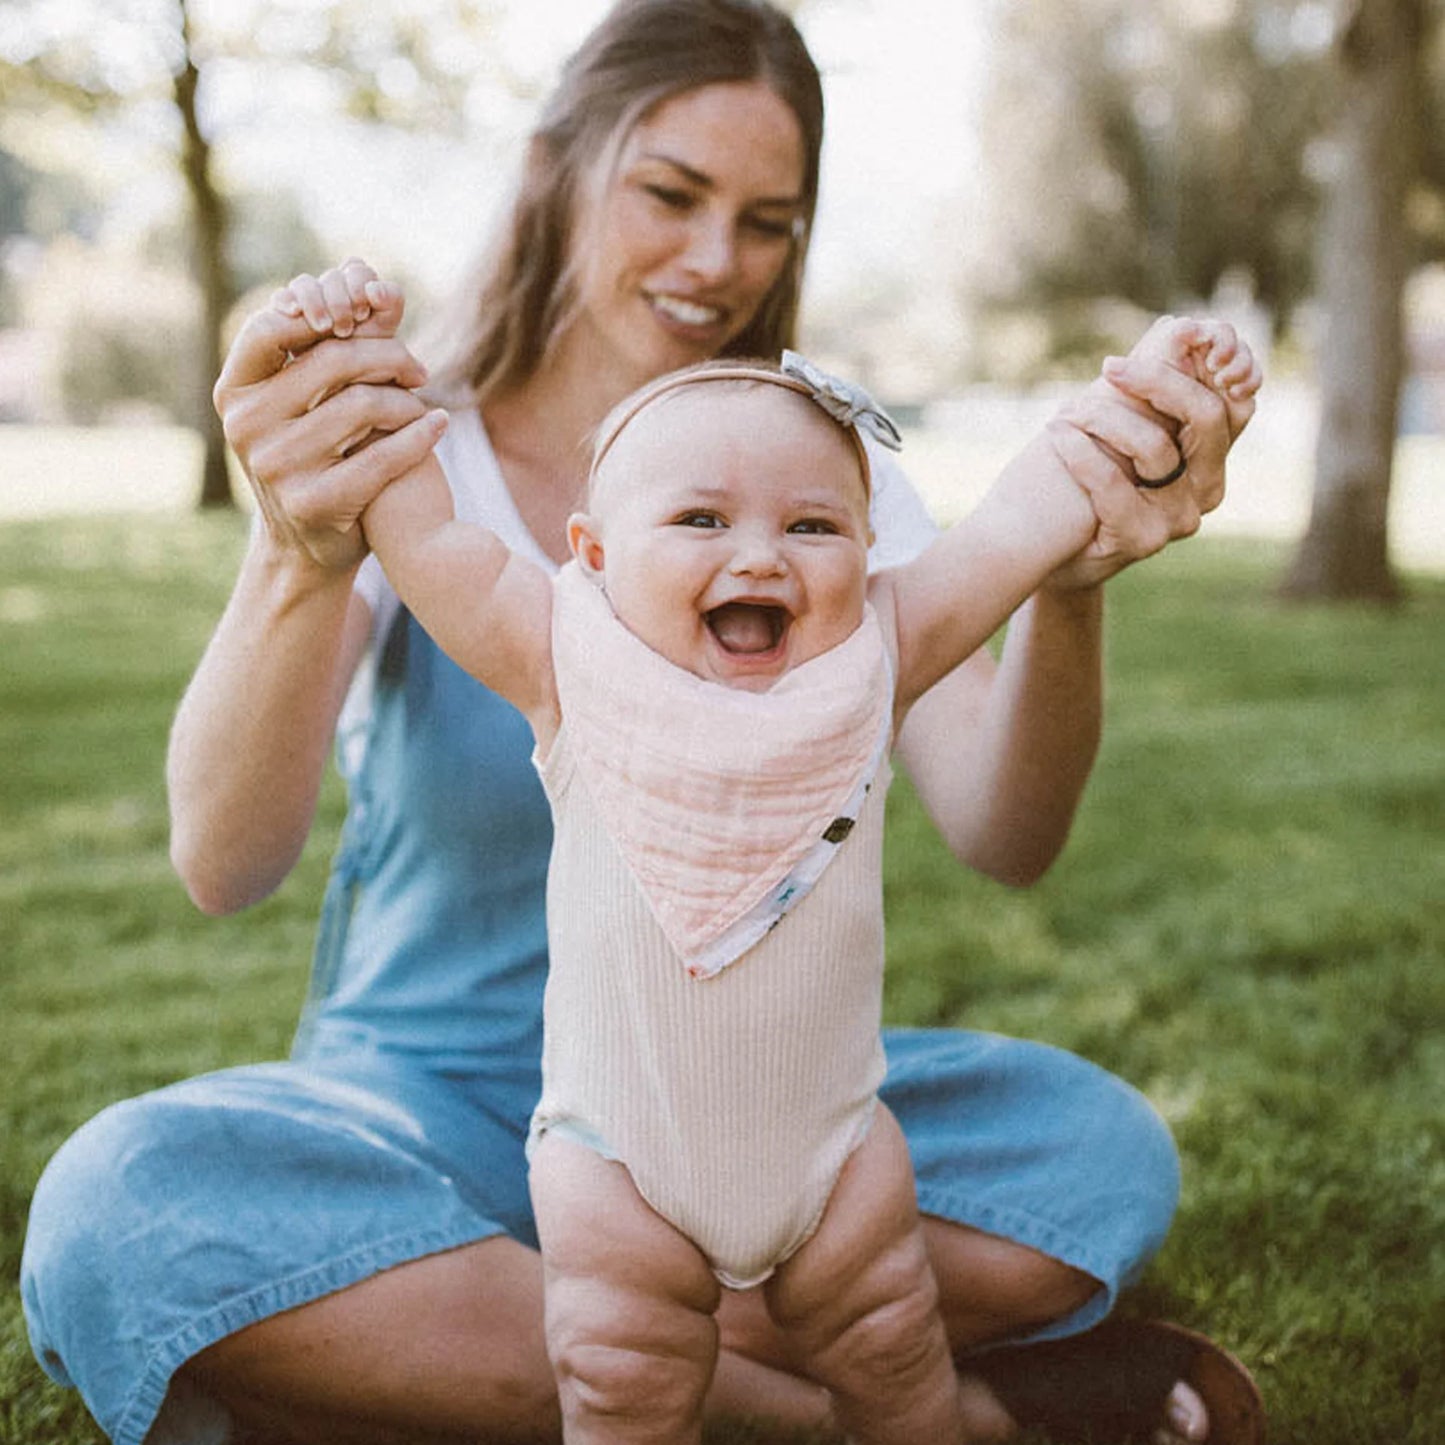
528, 565, 895, 1289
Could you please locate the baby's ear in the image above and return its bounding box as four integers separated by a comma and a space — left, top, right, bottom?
567, 513, 605, 580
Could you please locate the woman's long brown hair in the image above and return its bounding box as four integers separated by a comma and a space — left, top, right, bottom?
425, 0, 825, 408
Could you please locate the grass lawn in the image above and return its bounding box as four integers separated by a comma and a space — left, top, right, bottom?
1, 511, 1441, 1444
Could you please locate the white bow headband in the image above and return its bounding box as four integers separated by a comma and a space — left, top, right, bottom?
589, 351, 903, 493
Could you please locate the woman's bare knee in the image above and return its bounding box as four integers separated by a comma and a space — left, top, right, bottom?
923, 1218, 1100, 1349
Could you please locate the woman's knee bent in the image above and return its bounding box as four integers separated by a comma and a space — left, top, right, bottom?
22, 1095, 173, 1330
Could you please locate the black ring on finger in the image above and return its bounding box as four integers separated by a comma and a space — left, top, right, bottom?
1136, 454, 1188, 490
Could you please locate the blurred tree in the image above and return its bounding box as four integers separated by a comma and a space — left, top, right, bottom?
1, 0, 511, 507
973, 0, 1337, 363
0, 148, 39, 243
1, 0, 237, 500
0, 147, 39, 324
143, 186, 329, 298
1281, 0, 1432, 601
175, 0, 232, 505
976, 0, 1444, 602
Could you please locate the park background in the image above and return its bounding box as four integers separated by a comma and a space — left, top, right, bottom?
1, 1, 1442, 1442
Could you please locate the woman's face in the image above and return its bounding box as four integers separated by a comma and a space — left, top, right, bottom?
565, 80, 808, 390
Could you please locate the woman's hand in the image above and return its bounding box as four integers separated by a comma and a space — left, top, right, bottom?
900, 318, 1260, 883
1040, 316, 1262, 591
213, 258, 448, 572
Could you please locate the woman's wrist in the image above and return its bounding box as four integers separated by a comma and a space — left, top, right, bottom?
1015, 579, 1105, 664
1034, 560, 1110, 611
246, 517, 366, 616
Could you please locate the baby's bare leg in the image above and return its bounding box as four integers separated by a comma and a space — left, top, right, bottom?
529, 1133, 722, 1444
764, 1105, 965, 1445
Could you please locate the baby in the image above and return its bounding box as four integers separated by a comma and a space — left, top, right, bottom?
273, 277, 1258, 1444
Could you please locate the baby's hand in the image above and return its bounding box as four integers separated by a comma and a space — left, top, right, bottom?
1107, 315, 1262, 444
270, 257, 405, 342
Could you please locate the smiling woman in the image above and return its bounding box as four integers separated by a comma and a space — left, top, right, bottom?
562, 81, 809, 385
20, 2, 1263, 1444
422, 0, 825, 420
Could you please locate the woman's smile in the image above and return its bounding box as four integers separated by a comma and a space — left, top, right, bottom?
646, 291, 729, 332
564, 80, 807, 383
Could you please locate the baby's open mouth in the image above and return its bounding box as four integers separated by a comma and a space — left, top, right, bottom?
705, 602, 789, 655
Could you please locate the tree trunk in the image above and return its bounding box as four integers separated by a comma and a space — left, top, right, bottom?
1280, 0, 1423, 602
174, 0, 236, 509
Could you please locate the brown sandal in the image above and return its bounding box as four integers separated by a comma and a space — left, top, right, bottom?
969, 1317, 1266, 1444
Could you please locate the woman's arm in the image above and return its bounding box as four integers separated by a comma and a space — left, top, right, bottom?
887, 411, 1121, 887
895, 588, 1102, 888
167, 546, 373, 914
894, 324, 1260, 886
169, 264, 445, 913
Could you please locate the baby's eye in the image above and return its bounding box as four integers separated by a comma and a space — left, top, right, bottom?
788, 518, 840, 536
675, 510, 725, 529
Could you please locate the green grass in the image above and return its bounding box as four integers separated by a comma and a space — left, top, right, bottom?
1, 513, 1441, 1444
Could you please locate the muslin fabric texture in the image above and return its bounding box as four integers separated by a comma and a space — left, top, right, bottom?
547, 562, 892, 976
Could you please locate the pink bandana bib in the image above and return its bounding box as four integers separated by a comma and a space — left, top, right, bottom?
548, 562, 893, 977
